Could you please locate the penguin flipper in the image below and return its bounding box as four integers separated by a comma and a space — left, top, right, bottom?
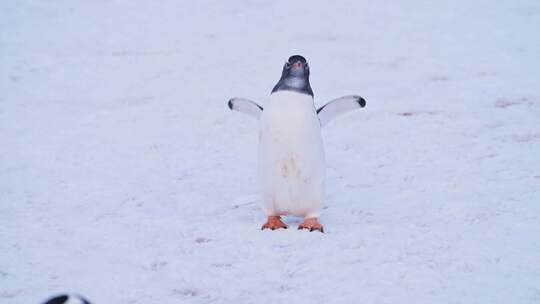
317, 95, 366, 126
228, 97, 263, 119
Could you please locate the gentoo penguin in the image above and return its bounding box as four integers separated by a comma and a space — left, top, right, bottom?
228, 55, 366, 232
42, 294, 91, 304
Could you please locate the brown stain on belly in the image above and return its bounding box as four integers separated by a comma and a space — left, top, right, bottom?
290, 158, 300, 177
281, 162, 289, 177
281, 158, 301, 178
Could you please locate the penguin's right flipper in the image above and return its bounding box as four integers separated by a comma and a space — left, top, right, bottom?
317, 95, 366, 126
228, 97, 263, 119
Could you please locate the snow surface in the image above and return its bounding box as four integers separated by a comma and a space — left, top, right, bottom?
1, 1, 540, 303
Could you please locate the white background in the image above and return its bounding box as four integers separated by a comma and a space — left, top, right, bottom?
1, 1, 539, 303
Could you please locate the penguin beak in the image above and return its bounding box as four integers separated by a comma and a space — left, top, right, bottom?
292, 62, 304, 69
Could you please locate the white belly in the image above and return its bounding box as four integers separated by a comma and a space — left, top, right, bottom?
259, 91, 325, 218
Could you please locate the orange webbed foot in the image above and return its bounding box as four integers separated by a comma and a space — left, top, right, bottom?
261, 216, 288, 230
298, 218, 324, 233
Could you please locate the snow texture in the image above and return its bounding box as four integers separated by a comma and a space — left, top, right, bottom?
1, 1, 540, 303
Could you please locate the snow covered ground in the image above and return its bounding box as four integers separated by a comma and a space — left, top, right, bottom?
1, 1, 540, 303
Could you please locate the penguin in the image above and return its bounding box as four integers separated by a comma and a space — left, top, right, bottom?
42, 294, 91, 304
228, 55, 366, 232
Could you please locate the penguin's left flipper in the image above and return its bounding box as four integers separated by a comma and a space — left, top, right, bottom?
317, 95, 366, 126
228, 97, 263, 119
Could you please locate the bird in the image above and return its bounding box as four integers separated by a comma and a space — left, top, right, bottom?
228, 55, 366, 232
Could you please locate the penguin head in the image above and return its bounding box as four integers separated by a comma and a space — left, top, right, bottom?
283, 55, 310, 78
271, 55, 313, 96
43, 294, 91, 304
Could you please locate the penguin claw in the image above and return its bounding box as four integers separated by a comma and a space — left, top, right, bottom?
261, 216, 288, 231
298, 218, 324, 233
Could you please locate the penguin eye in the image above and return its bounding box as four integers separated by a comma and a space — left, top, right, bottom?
284, 62, 291, 69
305, 63, 309, 69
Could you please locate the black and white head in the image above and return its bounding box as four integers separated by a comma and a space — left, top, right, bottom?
42, 294, 91, 304
271, 55, 313, 96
